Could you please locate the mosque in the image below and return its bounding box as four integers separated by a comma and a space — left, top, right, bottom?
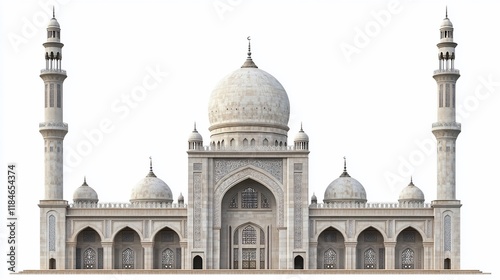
38, 11, 463, 270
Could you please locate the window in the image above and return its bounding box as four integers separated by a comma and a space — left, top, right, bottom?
445, 84, 450, 107
161, 248, 174, 269
50, 84, 54, 107
122, 248, 134, 269
241, 187, 258, 208
57, 84, 61, 108
401, 248, 414, 269
364, 248, 376, 269
261, 194, 269, 208
242, 225, 256, 244
83, 248, 96, 269
229, 194, 238, 208
324, 248, 337, 269
439, 84, 443, 107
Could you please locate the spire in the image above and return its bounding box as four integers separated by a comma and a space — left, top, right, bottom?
83, 176, 87, 186
147, 156, 157, 177
193, 122, 198, 132
445, 6, 448, 18
300, 122, 304, 132
241, 36, 258, 68
53, 6, 55, 18
340, 156, 350, 177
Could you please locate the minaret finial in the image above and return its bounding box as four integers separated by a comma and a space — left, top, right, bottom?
247, 36, 251, 59
84, 176, 87, 184
53, 6, 55, 18
410, 176, 413, 184
300, 122, 303, 132
445, 6, 448, 18
193, 122, 197, 132
343, 156, 347, 172
149, 156, 153, 172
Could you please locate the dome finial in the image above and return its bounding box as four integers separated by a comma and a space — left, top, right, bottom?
247, 36, 252, 59
300, 122, 304, 132
83, 176, 87, 184
445, 6, 448, 18
53, 6, 55, 18
410, 176, 413, 184
149, 156, 153, 172
241, 36, 258, 68
343, 156, 347, 172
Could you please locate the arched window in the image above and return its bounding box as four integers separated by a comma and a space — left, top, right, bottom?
324, 248, 337, 269
401, 248, 414, 269
122, 248, 134, 269
48, 215, 56, 251
364, 248, 376, 269
263, 139, 268, 146
161, 248, 174, 269
193, 255, 203, 269
444, 215, 452, 252
242, 225, 256, 244
250, 139, 255, 146
83, 248, 96, 269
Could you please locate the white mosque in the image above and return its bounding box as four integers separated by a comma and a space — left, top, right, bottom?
38, 11, 463, 270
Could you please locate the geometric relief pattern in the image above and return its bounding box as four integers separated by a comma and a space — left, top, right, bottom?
444, 215, 452, 252
214, 168, 284, 227
403, 231, 415, 242
242, 248, 257, 269
49, 215, 55, 251
161, 248, 174, 269
241, 188, 258, 208
364, 248, 376, 269
83, 231, 96, 243
214, 159, 283, 183
324, 248, 337, 269
193, 172, 202, 247
401, 248, 415, 269
122, 248, 134, 269
83, 248, 96, 269
294, 173, 302, 249
364, 231, 377, 242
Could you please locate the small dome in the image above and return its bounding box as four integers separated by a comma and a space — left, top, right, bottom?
130, 170, 173, 203
73, 178, 98, 203
178, 193, 184, 201
441, 17, 453, 28
294, 126, 309, 142
324, 161, 367, 203
188, 125, 203, 142
48, 17, 60, 29
399, 179, 425, 203
311, 193, 317, 203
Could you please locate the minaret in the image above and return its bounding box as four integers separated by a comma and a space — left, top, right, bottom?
432, 10, 460, 201
431, 10, 462, 270
39, 10, 68, 200
38, 11, 68, 270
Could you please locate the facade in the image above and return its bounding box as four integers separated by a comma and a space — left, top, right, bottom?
39, 12, 462, 270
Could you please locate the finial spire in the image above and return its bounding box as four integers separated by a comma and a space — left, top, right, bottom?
53, 6, 55, 18
193, 122, 197, 132
343, 156, 347, 172
340, 156, 350, 177
300, 122, 304, 132
247, 36, 252, 59
445, 6, 448, 18
410, 176, 413, 184
149, 156, 153, 172
83, 176, 87, 184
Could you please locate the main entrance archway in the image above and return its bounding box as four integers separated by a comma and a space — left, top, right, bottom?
220, 179, 277, 269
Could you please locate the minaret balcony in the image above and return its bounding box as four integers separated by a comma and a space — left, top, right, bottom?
40, 69, 67, 74
433, 69, 460, 75
39, 122, 68, 131
432, 122, 461, 132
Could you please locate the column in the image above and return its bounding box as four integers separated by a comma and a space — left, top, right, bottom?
344, 242, 357, 269
142, 242, 154, 269
423, 242, 434, 269
384, 242, 396, 269
213, 228, 220, 269
309, 241, 317, 269
101, 242, 113, 269
278, 227, 287, 269
67, 242, 76, 269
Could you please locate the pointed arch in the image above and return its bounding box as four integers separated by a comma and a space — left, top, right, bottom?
214, 166, 284, 227
70, 225, 105, 242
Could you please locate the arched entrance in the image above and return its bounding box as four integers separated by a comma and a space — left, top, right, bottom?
395, 227, 424, 269
294, 256, 304, 269
153, 227, 181, 269
113, 227, 142, 269
220, 179, 277, 269
356, 227, 385, 269
193, 255, 203, 269
317, 227, 345, 269
75, 227, 102, 269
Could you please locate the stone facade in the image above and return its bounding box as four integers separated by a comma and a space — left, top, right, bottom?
38, 13, 463, 271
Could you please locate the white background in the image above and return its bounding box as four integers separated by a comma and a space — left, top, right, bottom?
1, 0, 498, 279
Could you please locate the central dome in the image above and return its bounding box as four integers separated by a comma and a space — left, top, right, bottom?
208, 67, 290, 129
207, 45, 291, 148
